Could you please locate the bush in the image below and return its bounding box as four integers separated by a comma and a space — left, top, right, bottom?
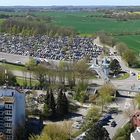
113, 122, 134, 140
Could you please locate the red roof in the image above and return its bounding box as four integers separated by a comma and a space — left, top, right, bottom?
132, 111, 140, 128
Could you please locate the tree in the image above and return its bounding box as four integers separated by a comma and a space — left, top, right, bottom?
0, 67, 17, 86
44, 89, 56, 117
135, 94, 140, 109
82, 107, 101, 130
112, 122, 133, 140
58, 61, 67, 84
29, 121, 72, 140
122, 49, 137, 67
74, 60, 91, 83
33, 64, 47, 88
74, 82, 88, 102
85, 123, 110, 140
25, 58, 36, 87
98, 84, 116, 112
115, 43, 128, 56
65, 62, 76, 89
56, 89, 69, 117
43, 103, 49, 118
109, 59, 121, 76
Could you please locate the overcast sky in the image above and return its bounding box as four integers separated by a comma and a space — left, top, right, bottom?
0, 0, 140, 6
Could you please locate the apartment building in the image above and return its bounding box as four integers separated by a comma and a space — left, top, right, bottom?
0, 87, 25, 140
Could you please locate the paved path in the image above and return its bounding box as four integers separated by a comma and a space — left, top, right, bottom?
105, 91, 135, 139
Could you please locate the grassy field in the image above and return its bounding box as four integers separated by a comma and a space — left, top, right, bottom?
0, 62, 25, 71
117, 35, 140, 53
16, 77, 39, 86
38, 11, 140, 34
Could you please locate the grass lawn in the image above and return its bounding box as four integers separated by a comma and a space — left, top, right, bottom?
117, 35, 140, 53
116, 73, 130, 80
16, 77, 39, 86
41, 11, 140, 34
0, 62, 25, 71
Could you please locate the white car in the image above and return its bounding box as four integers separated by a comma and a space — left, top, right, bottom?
15, 61, 21, 64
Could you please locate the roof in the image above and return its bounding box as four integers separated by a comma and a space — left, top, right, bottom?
0, 97, 15, 103
131, 132, 140, 140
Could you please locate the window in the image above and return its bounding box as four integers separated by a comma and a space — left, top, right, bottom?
5, 117, 12, 121
6, 129, 12, 134
5, 110, 12, 115
5, 104, 13, 110
7, 135, 12, 140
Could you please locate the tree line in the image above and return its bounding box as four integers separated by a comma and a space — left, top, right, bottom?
25, 59, 93, 90
0, 17, 76, 36
98, 32, 140, 68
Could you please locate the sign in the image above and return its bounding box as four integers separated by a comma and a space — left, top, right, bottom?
137, 73, 140, 80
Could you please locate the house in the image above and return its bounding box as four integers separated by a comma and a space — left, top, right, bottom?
132, 111, 140, 128
131, 127, 140, 140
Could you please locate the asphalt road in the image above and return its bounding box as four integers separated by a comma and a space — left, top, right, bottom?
0, 52, 30, 64
104, 91, 135, 139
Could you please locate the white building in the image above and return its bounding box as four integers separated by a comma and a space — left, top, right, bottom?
131, 127, 140, 140
0, 87, 25, 140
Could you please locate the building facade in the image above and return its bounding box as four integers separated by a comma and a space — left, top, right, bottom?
0, 87, 25, 140
131, 127, 140, 140
132, 111, 140, 128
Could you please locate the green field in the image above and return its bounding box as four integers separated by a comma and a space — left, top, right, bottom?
117, 35, 140, 53
37, 11, 140, 34
16, 77, 39, 86
0, 62, 25, 71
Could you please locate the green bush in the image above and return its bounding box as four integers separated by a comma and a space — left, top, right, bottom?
113, 122, 134, 140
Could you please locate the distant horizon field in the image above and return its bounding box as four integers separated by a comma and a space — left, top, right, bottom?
44, 11, 140, 34
117, 35, 140, 53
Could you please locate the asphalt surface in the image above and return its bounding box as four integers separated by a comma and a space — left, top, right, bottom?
104, 91, 135, 139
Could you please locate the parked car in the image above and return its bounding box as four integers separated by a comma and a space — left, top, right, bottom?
108, 108, 118, 114
111, 121, 117, 127
131, 72, 136, 76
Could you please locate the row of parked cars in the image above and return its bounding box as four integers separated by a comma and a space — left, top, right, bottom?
98, 108, 118, 127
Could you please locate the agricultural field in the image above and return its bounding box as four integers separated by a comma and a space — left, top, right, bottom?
117, 35, 140, 53
40, 11, 140, 34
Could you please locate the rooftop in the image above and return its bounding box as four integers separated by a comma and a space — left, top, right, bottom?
0, 96, 15, 103
131, 132, 140, 140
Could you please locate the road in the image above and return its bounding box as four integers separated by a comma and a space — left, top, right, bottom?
93, 37, 140, 139
104, 91, 136, 139
0, 52, 30, 64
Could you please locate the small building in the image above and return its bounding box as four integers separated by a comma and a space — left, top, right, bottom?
132, 111, 140, 128
130, 127, 140, 140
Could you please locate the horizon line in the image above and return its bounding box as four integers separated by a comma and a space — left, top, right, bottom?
0, 5, 140, 7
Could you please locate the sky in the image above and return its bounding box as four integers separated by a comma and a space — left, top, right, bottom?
0, 0, 140, 6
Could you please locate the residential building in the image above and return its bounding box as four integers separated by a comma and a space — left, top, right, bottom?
131, 127, 140, 140
132, 111, 140, 128
0, 87, 25, 140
